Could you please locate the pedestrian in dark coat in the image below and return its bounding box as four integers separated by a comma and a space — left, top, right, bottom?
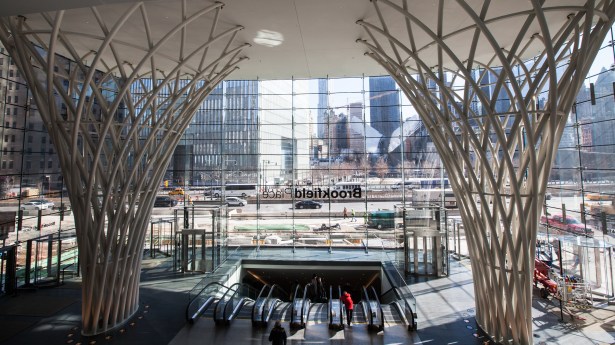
268, 320, 287, 345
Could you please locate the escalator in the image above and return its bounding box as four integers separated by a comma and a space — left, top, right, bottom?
380, 286, 417, 331
328, 285, 344, 330
186, 281, 292, 327
252, 284, 290, 327
185, 280, 415, 339
361, 286, 384, 331
185, 282, 233, 324
214, 283, 259, 325
308, 300, 329, 324
290, 283, 311, 328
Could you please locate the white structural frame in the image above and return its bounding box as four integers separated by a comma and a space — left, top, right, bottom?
358, 0, 615, 343
0, 1, 248, 335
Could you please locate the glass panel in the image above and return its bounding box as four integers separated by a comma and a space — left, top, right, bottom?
3, 25, 615, 290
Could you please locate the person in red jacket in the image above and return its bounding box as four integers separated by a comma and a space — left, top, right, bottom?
341, 291, 353, 326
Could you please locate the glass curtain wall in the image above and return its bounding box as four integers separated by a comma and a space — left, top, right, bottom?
180, 76, 435, 253
1, 25, 615, 292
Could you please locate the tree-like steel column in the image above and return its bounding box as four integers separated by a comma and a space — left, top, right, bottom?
358, 0, 614, 343
0, 1, 248, 335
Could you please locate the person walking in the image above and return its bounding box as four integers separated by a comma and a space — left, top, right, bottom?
311, 274, 319, 299
268, 320, 287, 345
351, 208, 356, 222
343, 207, 348, 219
317, 275, 326, 300
341, 290, 354, 326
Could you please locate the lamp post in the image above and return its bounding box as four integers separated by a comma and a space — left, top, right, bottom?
221, 159, 236, 203
258, 160, 277, 211
181, 132, 196, 206
256, 159, 277, 253
44, 175, 50, 197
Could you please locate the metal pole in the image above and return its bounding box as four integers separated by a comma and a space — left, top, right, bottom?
403, 209, 409, 275
291, 76, 296, 254
558, 239, 564, 322
46, 234, 53, 277
457, 223, 461, 258
24, 239, 32, 286
150, 221, 154, 258
609, 247, 614, 299
1, 239, 5, 291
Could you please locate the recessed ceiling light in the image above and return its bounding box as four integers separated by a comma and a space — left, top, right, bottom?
253, 30, 283, 47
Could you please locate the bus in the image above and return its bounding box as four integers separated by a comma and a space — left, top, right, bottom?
211, 183, 257, 198
412, 188, 457, 208
334, 181, 364, 192
392, 177, 449, 190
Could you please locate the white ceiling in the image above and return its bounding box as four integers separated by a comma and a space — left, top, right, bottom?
0, 0, 592, 80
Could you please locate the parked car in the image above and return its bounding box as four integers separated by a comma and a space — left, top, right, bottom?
168, 188, 185, 196
540, 214, 593, 237
29, 199, 55, 208
225, 197, 247, 206
295, 200, 322, 209
154, 196, 178, 207
20, 201, 50, 211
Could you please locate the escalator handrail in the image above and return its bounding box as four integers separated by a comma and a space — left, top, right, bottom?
328, 285, 346, 326
267, 284, 290, 301
390, 301, 410, 327
328, 285, 333, 325
214, 283, 241, 321
361, 286, 384, 329
337, 285, 344, 326
225, 283, 259, 322
301, 283, 312, 325
260, 284, 289, 323
393, 286, 416, 330
257, 284, 271, 300
217, 283, 257, 322
289, 284, 310, 326
290, 284, 301, 325
292, 284, 301, 301
360, 286, 371, 323
369, 286, 384, 330
381, 286, 416, 330
186, 281, 229, 323
252, 284, 271, 321
328, 285, 344, 328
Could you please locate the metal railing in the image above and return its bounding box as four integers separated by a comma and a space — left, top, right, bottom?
290, 283, 311, 328
252, 284, 289, 327
328, 285, 344, 329
185, 282, 229, 324
361, 286, 384, 331
214, 283, 258, 325
380, 286, 417, 331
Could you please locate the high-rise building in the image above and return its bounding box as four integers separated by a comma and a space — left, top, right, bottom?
180, 79, 310, 187
369, 76, 400, 165
0, 49, 64, 193
317, 78, 329, 139
185, 80, 259, 185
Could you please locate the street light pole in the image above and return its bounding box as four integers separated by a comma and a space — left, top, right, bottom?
44, 175, 50, 197
221, 159, 237, 204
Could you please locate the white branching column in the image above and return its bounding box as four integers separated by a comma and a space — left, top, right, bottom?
358, 1, 614, 343
0, 1, 247, 335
